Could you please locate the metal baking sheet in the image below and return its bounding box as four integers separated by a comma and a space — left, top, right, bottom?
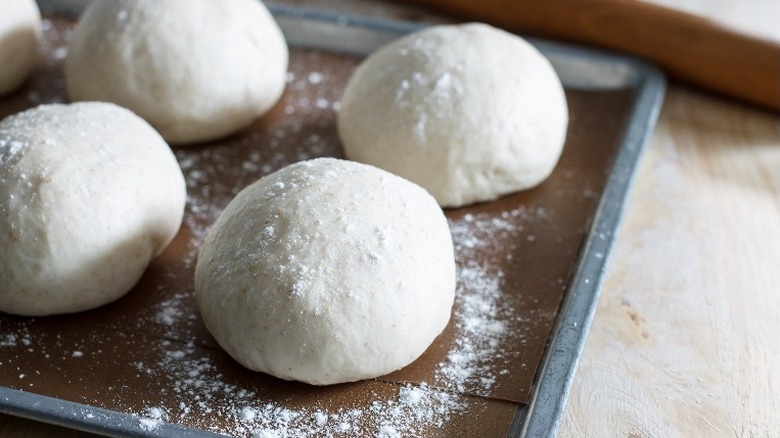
0, 3, 665, 437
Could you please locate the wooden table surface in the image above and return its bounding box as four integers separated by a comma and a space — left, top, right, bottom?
2, 0, 778, 436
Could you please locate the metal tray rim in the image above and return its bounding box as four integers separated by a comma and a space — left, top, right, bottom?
511, 55, 666, 438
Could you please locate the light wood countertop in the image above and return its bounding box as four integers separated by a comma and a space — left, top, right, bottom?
2, 0, 778, 436
560, 86, 780, 437
559, 2, 780, 435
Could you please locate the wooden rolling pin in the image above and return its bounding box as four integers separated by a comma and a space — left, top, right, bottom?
399, 0, 780, 112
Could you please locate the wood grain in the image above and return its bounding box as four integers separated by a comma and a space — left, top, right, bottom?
559, 88, 780, 436
399, 0, 780, 112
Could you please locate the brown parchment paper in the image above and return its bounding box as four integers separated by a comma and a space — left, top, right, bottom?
0, 15, 634, 437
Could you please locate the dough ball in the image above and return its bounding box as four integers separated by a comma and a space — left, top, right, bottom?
64, 0, 288, 145
0, 0, 41, 96
337, 23, 569, 208
0, 102, 186, 316
195, 158, 455, 385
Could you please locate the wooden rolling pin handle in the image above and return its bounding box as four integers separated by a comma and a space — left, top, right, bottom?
399, 0, 780, 112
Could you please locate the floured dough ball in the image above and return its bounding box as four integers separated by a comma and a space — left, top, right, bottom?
0, 0, 41, 96
338, 23, 568, 208
0, 102, 186, 316
64, 0, 288, 145
195, 158, 455, 385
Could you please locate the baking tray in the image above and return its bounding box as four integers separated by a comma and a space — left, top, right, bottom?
0, 3, 665, 437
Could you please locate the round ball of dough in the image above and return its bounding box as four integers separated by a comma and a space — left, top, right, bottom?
195, 158, 455, 385
0, 0, 41, 96
0, 102, 186, 316
337, 23, 568, 208
65, 0, 288, 145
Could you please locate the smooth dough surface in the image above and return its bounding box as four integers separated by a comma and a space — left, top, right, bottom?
337, 23, 569, 208
0, 102, 186, 316
195, 158, 455, 385
0, 0, 41, 96
65, 0, 288, 145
